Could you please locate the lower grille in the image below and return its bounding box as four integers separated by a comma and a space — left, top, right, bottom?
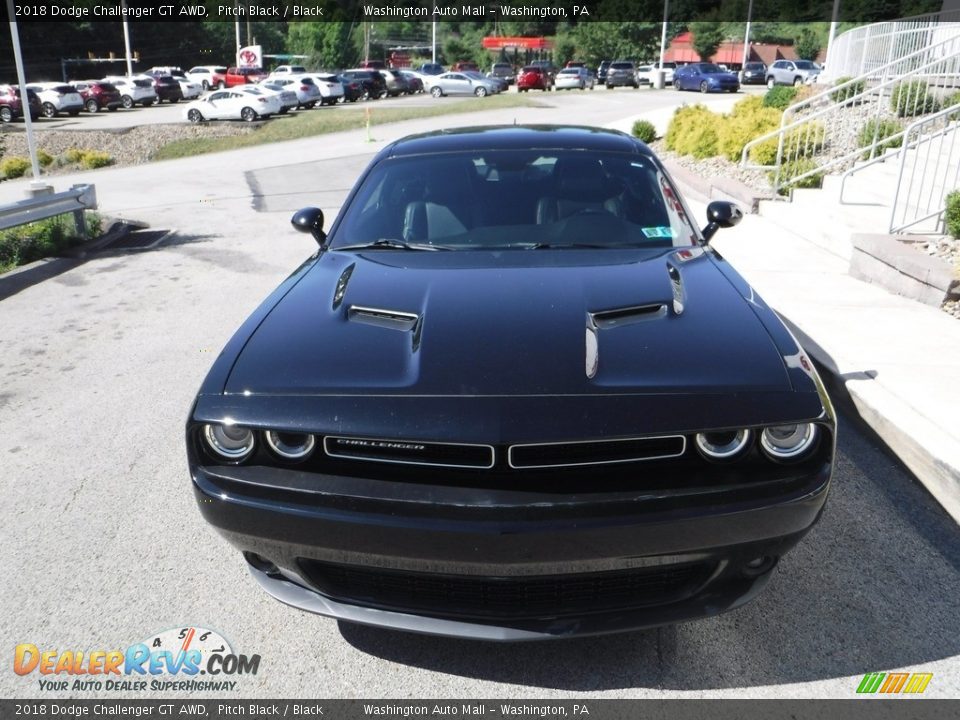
508, 435, 686, 468
299, 560, 714, 620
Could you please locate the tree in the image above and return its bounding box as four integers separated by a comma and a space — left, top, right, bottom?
690, 22, 725, 62
287, 22, 358, 71
573, 21, 661, 66
794, 28, 822, 61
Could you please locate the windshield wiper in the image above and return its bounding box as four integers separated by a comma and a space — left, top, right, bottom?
335, 238, 451, 252
528, 242, 618, 249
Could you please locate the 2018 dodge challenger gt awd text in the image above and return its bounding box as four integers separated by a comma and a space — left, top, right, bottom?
187, 125, 835, 641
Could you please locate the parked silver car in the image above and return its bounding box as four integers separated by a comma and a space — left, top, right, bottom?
766, 60, 821, 88
426, 72, 497, 97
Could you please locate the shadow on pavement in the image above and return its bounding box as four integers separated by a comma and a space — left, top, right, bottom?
339, 409, 960, 691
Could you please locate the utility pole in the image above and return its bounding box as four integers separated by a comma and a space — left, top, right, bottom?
122, 0, 133, 77
742, 0, 754, 70
6, 0, 45, 193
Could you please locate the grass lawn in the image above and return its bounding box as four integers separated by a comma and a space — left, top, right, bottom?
153, 94, 543, 161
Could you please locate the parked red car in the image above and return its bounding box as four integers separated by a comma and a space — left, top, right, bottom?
517, 66, 553, 92
0, 84, 41, 122
225, 67, 267, 87
72, 80, 122, 112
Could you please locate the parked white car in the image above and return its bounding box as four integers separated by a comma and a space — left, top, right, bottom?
27, 82, 84, 117
256, 81, 299, 113
102, 76, 157, 108
177, 78, 203, 100
262, 75, 321, 108
183, 88, 280, 122
306, 73, 344, 105
268, 65, 307, 79
186, 65, 228, 90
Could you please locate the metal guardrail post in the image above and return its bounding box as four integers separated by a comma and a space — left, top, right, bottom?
0, 183, 98, 235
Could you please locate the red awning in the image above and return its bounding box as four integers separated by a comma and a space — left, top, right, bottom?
482, 36, 554, 50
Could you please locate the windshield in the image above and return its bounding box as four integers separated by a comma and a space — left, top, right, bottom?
331, 150, 698, 251
698, 64, 722, 73
795, 61, 818, 69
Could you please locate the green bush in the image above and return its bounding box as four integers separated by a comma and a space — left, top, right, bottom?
36, 149, 53, 167
829, 77, 866, 103
944, 91, 960, 120
857, 118, 903, 160
665, 104, 719, 159
631, 119, 657, 143
945, 189, 960, 239
80, 150, 113, 169
749, 122, 825, 166
772, 157, 823, 196
0, 213, 100, 273
1, 156, 30, 179
890, 80, 940, 117
64, 148, 85, 163
763, 86, 798, 110
717, 102, 781, 162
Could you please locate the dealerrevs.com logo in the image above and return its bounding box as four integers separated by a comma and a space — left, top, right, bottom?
14, 626, 261, 692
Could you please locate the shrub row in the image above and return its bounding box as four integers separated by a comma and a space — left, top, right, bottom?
946, 190, 960, 240
0, 213, 101, 273
1, 148, 113, 180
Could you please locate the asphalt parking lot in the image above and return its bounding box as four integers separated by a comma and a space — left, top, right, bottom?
1, 90, 957, 699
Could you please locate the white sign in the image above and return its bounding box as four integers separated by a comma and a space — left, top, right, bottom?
237, 45, 262, 69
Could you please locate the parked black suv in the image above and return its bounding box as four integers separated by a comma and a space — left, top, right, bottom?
340, 69, 388, 100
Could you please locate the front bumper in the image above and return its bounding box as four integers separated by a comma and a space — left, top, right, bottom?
191, 453, 831, 639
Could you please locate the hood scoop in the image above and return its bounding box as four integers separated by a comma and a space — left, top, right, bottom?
347, 305, 420, 332
589, 303, 667, 330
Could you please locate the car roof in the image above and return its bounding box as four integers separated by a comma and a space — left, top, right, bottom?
384, 125, 652, 158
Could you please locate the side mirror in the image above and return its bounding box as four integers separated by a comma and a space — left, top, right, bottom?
291, 207, 326, 245
701, 201, 743, 242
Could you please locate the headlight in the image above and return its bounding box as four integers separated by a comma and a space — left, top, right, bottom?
760, 423, 818, 461
695, 429, 752, 460
265, 431, 316, 460
203, 423, 255, 461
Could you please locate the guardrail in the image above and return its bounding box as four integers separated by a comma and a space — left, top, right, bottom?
889, 105, 960, 234
0, 184, 98, 238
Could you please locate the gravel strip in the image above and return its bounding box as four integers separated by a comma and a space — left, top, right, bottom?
0, 122, 253, 173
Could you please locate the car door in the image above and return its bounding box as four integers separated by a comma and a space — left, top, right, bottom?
446, 73, 472, 95
205, 90, 231, 119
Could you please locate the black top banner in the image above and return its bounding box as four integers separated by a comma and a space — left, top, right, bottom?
1, 0, 950, 23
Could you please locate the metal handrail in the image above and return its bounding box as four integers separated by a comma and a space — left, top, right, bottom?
839, 104, 960, 204
889, 105, 960, 233
740, 34, 960, 194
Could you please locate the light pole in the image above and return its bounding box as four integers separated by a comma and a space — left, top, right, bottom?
122, 0, 133, 77
742, 0, 754, 70
6, 0, 45, 193
657, 0, 669, 88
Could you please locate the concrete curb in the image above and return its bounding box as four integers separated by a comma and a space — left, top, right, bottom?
849, 233, 960, 307
786, 319, 960, 524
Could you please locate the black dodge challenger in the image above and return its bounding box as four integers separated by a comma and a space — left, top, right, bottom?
187, 125, 835, 640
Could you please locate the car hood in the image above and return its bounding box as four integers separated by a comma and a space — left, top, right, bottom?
223, 248, 794, 398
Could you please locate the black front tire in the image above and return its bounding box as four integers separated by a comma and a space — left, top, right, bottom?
41, 102, 57, 118
85, 99, 99, 113
122, 95, 134, 109
0, 106, 12, 123
240, 106, 257, 122
187, 109, 204, 123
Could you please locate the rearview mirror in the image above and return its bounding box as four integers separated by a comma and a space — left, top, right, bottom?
291, 207, 326, 245
701, 201, 743, 242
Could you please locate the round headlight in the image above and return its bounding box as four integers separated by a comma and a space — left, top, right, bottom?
695, 429, 752, 460
265, 431, 316, 460
203, 423, 255, 461
760, 423, 818, 461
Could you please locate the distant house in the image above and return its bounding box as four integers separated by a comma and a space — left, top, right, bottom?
663, 31, 813, 69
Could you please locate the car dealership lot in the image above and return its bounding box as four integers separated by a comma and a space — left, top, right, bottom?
0, 90, 957, 699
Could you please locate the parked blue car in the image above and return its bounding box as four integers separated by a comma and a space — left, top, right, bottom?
674, 63, 740, 93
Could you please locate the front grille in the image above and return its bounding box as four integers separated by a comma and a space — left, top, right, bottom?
299, 560, 714, 620
508, 435, 686, 468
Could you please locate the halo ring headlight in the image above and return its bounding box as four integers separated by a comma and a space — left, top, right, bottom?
760, 423, 818, 461
265, 431, 316, 460
695, 429, 752, 460
203, 423, 255, 461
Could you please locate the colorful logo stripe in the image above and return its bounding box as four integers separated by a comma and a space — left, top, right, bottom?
857, 672, 933, 694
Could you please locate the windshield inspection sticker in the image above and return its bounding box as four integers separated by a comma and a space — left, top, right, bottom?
642, 226, 675, 239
